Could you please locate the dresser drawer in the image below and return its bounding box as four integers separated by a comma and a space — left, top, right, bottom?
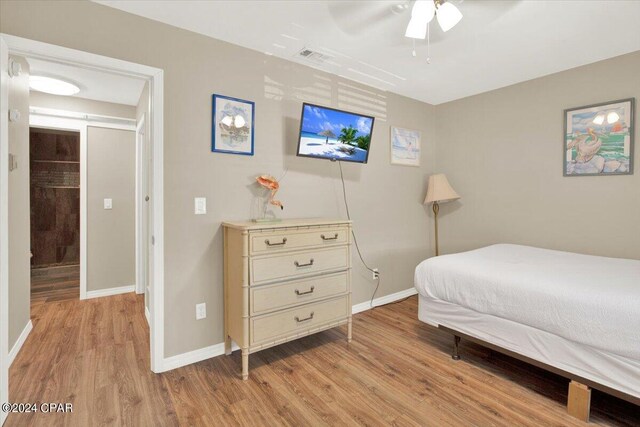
251, 246, 349, 285
251, 295, 350, 345
250, 226, 349, 255
250, 272, 348, 315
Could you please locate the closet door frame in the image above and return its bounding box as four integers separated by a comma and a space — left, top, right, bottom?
29, 113, 135, 300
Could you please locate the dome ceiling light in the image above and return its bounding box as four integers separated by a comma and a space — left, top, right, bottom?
29, 75, 80, 96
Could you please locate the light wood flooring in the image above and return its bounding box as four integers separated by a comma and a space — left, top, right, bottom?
7, 294, 639, 426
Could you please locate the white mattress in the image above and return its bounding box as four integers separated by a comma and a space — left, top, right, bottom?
418, 294, 640, 399
414, 244, 640, 360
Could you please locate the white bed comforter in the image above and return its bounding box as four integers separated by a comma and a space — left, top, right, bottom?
414, 244, 640, 360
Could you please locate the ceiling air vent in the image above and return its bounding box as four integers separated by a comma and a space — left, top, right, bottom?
296, 48, 333, 64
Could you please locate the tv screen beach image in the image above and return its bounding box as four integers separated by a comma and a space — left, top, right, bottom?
298, 104, 374, 163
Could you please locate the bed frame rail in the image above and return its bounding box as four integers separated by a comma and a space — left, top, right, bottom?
439, 325, 639, 423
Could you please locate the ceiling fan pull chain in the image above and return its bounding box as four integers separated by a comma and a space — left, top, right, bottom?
427, 22, 432, 64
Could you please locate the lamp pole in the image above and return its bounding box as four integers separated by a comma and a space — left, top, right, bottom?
432, 201, 440, 256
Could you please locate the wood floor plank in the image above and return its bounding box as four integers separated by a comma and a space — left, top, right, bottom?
30, 265, 79, 305
7, 294, 638, 426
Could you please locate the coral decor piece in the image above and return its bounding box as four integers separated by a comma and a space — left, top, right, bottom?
256, 174, 283, 210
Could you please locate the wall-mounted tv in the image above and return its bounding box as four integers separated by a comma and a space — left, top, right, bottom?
296, 103, 375, 163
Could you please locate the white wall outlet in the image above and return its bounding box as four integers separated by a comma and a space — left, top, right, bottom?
103, 198, 113, 209
196, 302, 206, 320
194, 197, 206, 215
372, 268, 379, 280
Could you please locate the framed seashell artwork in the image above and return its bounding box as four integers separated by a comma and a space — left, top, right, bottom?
212, 93, 255, 155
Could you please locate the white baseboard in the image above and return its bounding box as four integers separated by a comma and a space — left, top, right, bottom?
159, 287, 417, 372
8, 320, 33, 366
162, 341, 240, 372
86, 284, 135, 299
352, 287, 418, 314
145, 306, 150, 326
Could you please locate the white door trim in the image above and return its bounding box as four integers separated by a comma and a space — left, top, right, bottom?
0, 37, 10, 426
0, 34, 166, 382
135, 115, 146, 296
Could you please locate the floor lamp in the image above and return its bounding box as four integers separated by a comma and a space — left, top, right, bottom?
424, 174, 460, 256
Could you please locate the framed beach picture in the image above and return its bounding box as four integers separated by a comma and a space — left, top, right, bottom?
212, 94, 255, 155
390, 126, 421, 167
564, 98, 634, 176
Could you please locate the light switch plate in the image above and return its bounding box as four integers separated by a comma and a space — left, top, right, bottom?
104, 198, 113, 209
194, 197, 206, 215
196, 303, 206, 320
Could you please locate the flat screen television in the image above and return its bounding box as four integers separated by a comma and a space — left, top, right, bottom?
296, 103, 375, 163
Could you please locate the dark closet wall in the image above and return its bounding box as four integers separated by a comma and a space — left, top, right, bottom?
30, 128, 80, 268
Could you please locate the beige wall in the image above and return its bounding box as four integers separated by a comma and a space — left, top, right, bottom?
30, 91, 136, 118
435, 51, 640, 260
87, 126, 136, 291
0, 1, 436, 357
7, 56, 31, 349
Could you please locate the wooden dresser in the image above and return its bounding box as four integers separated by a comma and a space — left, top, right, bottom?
223, 218, 352, 379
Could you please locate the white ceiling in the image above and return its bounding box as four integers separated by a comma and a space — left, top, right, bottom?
27, 57, 146, 106
96, 0, 640, 105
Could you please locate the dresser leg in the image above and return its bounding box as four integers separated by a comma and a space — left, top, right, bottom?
347, 315, 353, 343
241, 349, 249, 380
224, 335, 232, 356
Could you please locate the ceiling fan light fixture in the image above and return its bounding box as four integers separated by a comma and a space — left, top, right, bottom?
435, 1, 463, 32
405, 0, 435, 39
405, 16, 428, 39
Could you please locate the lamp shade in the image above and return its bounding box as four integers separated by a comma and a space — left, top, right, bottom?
424, 173, 460, 204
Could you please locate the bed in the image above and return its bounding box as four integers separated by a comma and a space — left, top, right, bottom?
414, 244, 640, 422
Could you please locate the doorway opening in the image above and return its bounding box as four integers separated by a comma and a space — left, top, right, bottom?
1, 34, 166, 425
29, 128, 80, 304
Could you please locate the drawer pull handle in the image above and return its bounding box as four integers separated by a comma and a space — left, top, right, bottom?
294, 258, 314, 268
320, 233, 339, 241
295, 286, 315, 296
295, 312, 315, 323
265, 237, 287, 246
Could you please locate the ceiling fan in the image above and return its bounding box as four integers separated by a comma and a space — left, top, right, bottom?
405, 0, 463, 38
